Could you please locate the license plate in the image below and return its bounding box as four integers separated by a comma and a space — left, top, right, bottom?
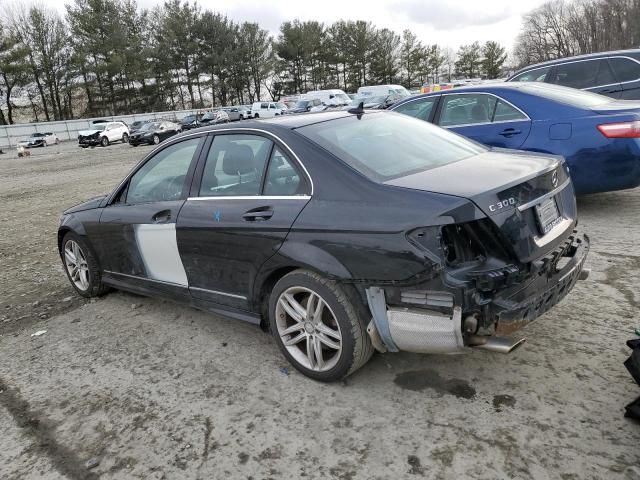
535, 197, 561, 235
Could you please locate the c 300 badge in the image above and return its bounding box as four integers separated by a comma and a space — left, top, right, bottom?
489, 197, 516, 212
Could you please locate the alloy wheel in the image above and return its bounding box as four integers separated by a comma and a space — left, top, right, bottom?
64, 240, 90, 291
153, 135, 160, 144
275, 286, 342, 372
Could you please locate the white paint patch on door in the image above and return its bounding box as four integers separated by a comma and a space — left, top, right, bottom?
134, 224, 188, 286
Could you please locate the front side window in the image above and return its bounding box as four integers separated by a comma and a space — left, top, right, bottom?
199, 134, 272, 196
439, 94, 497, 126
127, 138, 200, 204
297, 112, 486, 182
393, 97, 438, 121
511, 67, 551, 82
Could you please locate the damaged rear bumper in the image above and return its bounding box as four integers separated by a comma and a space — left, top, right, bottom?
365, 231, 589, 354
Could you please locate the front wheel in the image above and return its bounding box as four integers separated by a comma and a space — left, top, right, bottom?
269, 270, 373, 382
61, 232, 109, 298
153, 134, 160, 145
100, 136, 109, 147
122, 133, 129, 143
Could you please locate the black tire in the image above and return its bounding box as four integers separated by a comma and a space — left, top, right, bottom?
153, 134, 160, 145
122, 133, 129, 143
60, 232, 109, 298
254, 113, 259, 118
100, 136, 109, 147
269, 269, 374, 382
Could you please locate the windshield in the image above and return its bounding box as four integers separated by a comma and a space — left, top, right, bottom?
334, 94, 350, 104
93, 124, 106, 131
182, 115, 195, 122
295, 100, 310, 108
297, 112, 486, 182
518, 83, 611, 108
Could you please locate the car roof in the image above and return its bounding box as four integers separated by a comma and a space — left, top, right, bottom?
511, 48, 640, 75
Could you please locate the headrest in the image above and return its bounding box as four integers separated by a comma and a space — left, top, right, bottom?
222, 144, 255, 175
471, 104, 489, 122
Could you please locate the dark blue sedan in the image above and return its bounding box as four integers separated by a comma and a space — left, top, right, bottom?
390, 83, 640, 194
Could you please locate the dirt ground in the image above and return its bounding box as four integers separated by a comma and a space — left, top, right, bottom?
0, 141, 639, 480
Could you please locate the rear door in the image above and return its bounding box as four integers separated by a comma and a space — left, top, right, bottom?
608, 56, 640, 99
435, 93, 532, 149
176, 132, 311, 310
94, 136, 204, 299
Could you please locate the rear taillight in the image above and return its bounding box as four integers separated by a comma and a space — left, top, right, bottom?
597, 121, 640, 138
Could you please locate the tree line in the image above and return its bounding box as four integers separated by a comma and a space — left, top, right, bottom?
0, 0, 510, 124
514, 0, 640, 66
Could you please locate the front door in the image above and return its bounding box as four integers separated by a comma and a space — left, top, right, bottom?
93, 137, 203, 299
437, 93, 532, 149
177, 133, 311, 310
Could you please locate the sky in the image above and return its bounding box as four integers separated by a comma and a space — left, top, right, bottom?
44, 0, 549, 52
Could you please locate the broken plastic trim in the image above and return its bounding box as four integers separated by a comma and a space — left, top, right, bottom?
365, 287, 399, 352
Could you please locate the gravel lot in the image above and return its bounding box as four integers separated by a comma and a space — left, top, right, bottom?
1, 141, 639, 479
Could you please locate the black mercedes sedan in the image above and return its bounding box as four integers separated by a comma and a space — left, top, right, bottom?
58, 111, 589, 381
129, 121, 181, 146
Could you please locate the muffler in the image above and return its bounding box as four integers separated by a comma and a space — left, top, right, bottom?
467, 335, 526, 354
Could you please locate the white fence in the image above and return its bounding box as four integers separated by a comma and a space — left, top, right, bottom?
0, 108, 202, 149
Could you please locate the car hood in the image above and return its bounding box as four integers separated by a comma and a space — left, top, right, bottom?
64, 195, 106, 214
386, 150, 574, 262
78, 129, 102, 136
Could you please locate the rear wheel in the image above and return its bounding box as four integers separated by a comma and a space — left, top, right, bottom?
269, 270, 373, 382
61, 232, 109, 298
100, 136, 109, 147
153, 134, 160, 145
122, 133, 129, 143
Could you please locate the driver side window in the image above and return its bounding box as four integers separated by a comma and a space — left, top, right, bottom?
126, 138, 199, 204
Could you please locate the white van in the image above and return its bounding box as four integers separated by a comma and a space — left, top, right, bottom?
251, 101, 285, 118
357, 85, 410, 98
301, 89, 351, 107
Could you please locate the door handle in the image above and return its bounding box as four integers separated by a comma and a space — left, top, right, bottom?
498, 128, 522, 137
242, 207, 273, 221
151, 209, 172, 223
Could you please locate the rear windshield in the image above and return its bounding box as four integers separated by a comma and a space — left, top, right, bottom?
297, 113, 486, 182
518, 83, 611, 108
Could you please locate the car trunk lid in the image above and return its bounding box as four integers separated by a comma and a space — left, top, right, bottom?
385, 150, 576, 263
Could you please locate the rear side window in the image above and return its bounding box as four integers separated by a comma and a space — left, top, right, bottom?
511, 67, 551, 82
199, 134, 273, 196
439, 94, 497, 126
551, 60, 600, 88
393, 97, 438, 121
263, 147, 303, 195
493, 100, 527, 122
609, 57, 640, 82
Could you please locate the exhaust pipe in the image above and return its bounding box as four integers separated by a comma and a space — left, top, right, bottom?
467, 335, 526, 354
